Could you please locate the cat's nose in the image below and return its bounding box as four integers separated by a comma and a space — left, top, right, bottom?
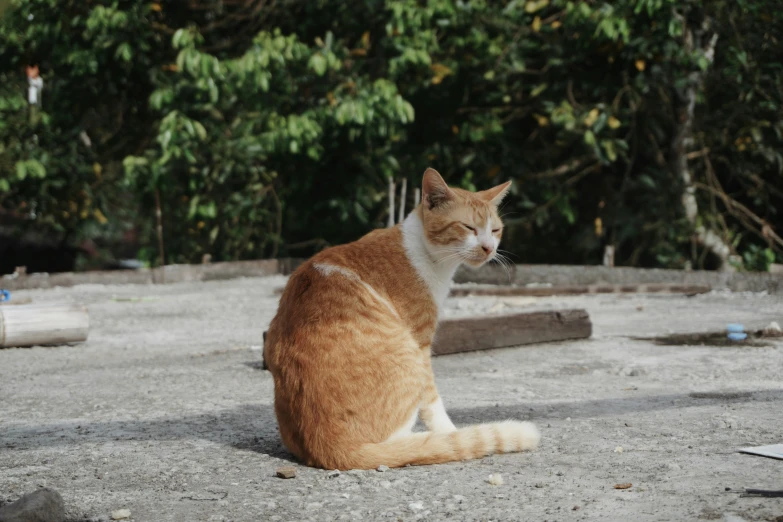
481, 245, 492, 255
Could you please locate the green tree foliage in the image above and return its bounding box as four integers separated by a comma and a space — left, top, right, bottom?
1, 0, 781, 270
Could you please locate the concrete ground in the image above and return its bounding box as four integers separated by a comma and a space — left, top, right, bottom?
1, 276, 782, 522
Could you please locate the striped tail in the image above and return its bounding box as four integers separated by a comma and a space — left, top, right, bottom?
343, 421, 540, 470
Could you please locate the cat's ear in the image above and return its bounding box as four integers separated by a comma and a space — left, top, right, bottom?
478, 180, 512, 206
422, 168, 455, 210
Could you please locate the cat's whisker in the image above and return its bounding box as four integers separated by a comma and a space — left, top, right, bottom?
497, 249, 520, 260
435, 252, 467, 265
492, 253, 513, 282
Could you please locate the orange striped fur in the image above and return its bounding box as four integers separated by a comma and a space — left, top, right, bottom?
264, 168, 539, 469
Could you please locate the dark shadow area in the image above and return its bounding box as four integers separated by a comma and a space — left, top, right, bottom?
633, 331, 773, 348
2, 403, 296, 463
448, 389, 783, 425
242, 360, 266, 371
5, 390, 783, 457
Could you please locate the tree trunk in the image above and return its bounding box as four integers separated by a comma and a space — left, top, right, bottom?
671, 12, 733, 271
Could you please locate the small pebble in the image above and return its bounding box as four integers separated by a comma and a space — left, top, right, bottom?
111, 509, 132, 520
377, 465, 390, 472
408, 501, 424, 511
614, 446, 624, 453
275, 467, 296, 479
327, 470, 341, 479
487, 474, 504, 486
534, 483, 544, 488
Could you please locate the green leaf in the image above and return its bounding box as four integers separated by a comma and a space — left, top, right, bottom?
309, 54, 327, 76
26, 159, 46, 178
601, 140, 617, 162
530, 83, 548, 97
639, 174, 656, 189
193, 121, 207, 141
188, 196, 200, 219
15, 161, 26, 180
115, 42, 132, 62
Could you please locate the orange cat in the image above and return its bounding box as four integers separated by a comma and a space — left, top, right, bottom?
264, 168, 539, 470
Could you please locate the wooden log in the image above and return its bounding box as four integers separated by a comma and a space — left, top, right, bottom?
449, 283, 711, 298
431, 309, 591, 356
0, 303, 89, 348
259, 308, 591, 366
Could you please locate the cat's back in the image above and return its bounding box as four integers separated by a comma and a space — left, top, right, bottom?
266, 224, 436, 356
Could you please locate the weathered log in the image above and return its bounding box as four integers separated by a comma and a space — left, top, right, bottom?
431, 309, 591, 356
0, 303, 89, 348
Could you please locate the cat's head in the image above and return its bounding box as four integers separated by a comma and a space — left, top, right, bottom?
418, 168, 511, 267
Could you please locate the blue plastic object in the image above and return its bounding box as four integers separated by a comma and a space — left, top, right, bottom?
727, 332, 747, 341
0, 289, 9, 302
726, 323, 745, 333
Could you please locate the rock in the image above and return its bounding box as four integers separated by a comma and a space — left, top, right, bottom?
534, 483, 545, 488
408, 502, 424, 511
762, 321, 783, 337
376, 465, 390, 473
614, 446, 624, 453
487, 474, 504, 486
327, 470, 341, 479
110, 509, 131, 520
275, 467, 296, 479
0, 488, 65, 522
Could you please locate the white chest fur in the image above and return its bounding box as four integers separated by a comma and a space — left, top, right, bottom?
401, 213, 461, 312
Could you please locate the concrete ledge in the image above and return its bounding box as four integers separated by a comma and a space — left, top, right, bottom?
2, 257, 781, 294
455, 264, 783, 294
1, 259, 280, 291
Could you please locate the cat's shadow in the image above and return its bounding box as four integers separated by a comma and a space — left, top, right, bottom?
447, 387, 783, 425
8, 383, 782, 460
4, 402, 296, 464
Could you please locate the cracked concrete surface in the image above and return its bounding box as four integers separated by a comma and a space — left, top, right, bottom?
1, 276, 782, 521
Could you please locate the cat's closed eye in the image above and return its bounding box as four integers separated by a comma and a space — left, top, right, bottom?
492, 228, 501, 233
461, 223, 476, 232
